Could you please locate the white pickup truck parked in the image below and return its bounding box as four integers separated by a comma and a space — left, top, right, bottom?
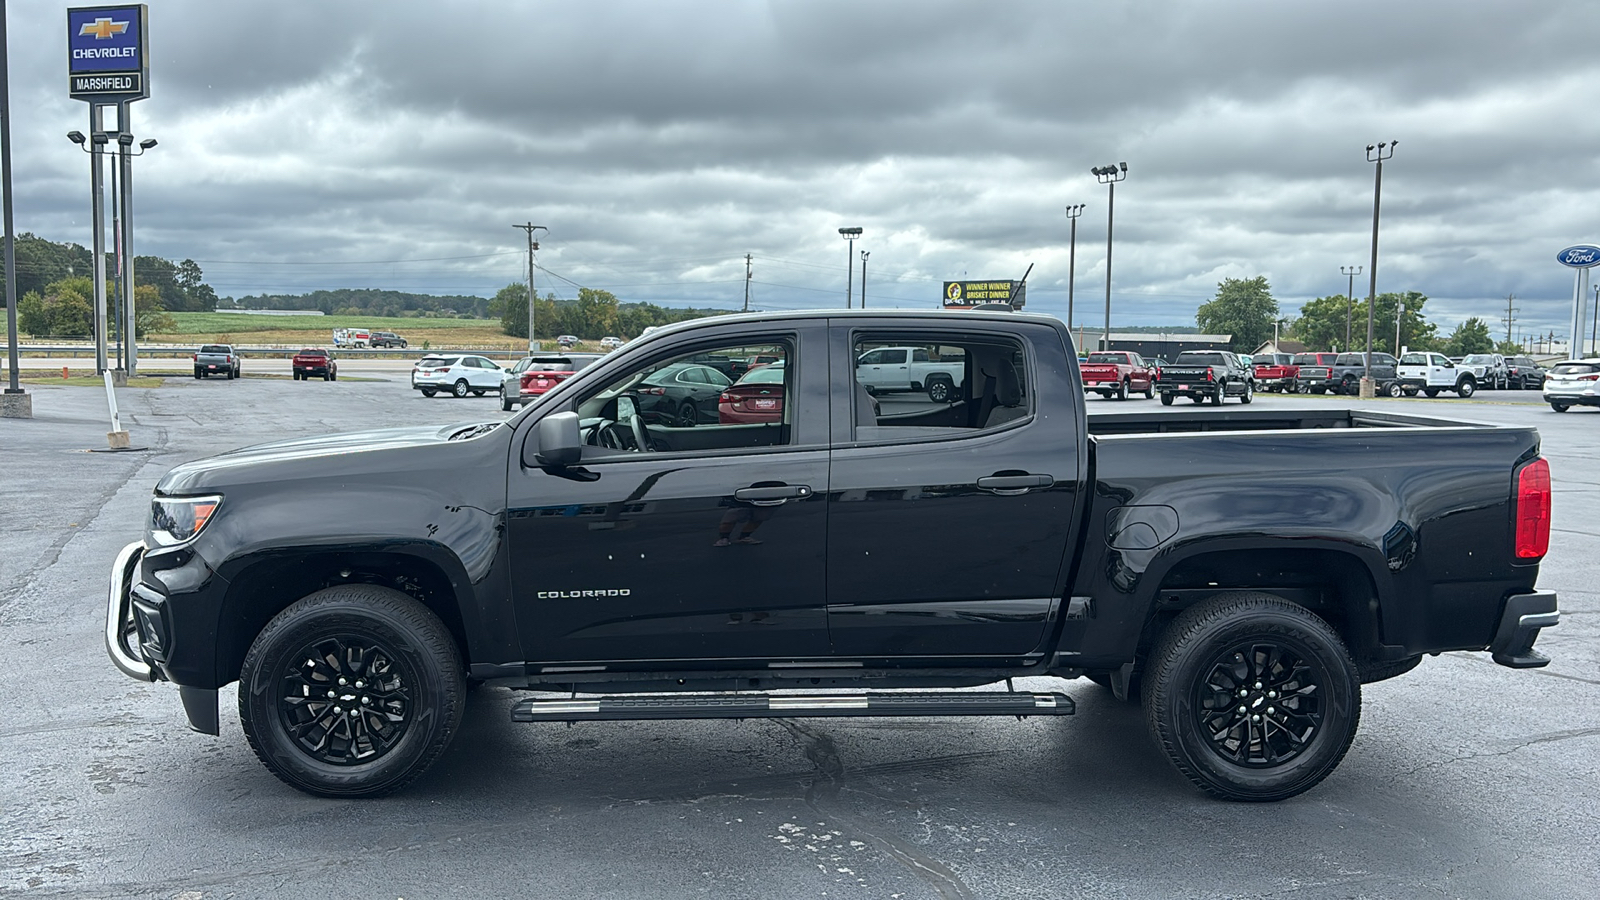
1397, 351, 1478, 397
855, 345, 966, 402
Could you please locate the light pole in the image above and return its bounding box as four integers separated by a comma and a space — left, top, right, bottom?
512, 223, 546, 352
839, 227, 862, 308
1361, 140, 1396, 397
859, 250, 870, 309
1065, 203, 1085, 330
2, 0, 28, 416
1092, 162, 1127, 352
113, 130, 155, 376
1591, 283, 1599, 356
1341, 265, 1361, 351
1395, 294, 1404, 355
68, 128, 111, 373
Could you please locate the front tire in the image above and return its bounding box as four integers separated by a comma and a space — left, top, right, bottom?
1456, 378, 1476, 398
1423, 388, 1439, 398
453, 379, 470, 398
238, 585, 465, 798
1143, 591, 1361, 802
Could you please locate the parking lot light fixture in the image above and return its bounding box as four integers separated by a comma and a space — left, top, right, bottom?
1340, 265, 1361, 350
1093, 163, 1127, 352
839, 227, 862, 308
1361, 141, 1396, 396
1065, 204, 1085, 330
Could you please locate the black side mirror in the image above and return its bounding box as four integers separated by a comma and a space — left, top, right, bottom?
530, 411, 582, 467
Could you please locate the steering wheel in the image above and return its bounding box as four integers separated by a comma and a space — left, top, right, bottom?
593, 419, 621, 450
628, 414, 651, 452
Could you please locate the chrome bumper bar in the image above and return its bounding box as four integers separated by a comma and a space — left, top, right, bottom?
106, 541, 154, 681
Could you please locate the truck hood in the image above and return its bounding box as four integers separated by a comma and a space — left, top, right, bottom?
155, 421, 506, 495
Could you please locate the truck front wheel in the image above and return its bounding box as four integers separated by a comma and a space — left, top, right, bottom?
1143, 591, 1361, 802
238, 585, 465, 798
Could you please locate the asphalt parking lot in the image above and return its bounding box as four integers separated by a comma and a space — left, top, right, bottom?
1, 374, 1595, 899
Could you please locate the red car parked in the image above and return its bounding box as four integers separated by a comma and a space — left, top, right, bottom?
718, 361, 787, 424
1079, 351, 1154, 400
1252, 353, 1299, 392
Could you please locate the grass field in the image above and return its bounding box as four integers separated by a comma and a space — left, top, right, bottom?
147, 313, 528, 350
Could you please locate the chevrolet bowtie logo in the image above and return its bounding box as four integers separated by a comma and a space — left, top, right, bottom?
79, 18, 129, 40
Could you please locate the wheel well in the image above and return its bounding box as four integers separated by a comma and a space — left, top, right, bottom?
1140, 549, 1382, 667
216, 551, 471, 685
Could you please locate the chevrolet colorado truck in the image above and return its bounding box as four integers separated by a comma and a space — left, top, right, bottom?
108, 310, 1558, 802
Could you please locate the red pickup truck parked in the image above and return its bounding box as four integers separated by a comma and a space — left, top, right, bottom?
291, 348, 338, 382
1079, 350, 1154, 400
1252, 352, 1300, 392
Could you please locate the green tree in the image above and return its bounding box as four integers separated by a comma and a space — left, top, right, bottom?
1195, 276, 1278, 352
1495, 340, 1523, 356
17, 290, 48, 335
134, 284, 176, 336
45, 277, 95, 337
135, 256, 184, 310
572, 288, 621, 339
1291, 294, 1360, 352
1371, 291, 1439, 353
1444, 317, 1494, 355
493, 283, 531, 338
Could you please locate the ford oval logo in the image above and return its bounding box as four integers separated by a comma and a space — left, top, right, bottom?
1557, 245, 1600, 268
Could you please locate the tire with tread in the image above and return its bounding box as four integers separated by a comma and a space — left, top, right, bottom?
926, 377, 952, 403
1384, 381, 1402, 398
1239, 381, 1254, 405
1551, 402, 1570, 412
420, 387, 437, 398
452, 379, 470, 398
1143, 591, 1361, 802
1423, 387, 1439, 398
1160, 393, 1174, 406
238, 584, 465, 798
1117, 379, 1129, 401
1456, 377, 1475, 398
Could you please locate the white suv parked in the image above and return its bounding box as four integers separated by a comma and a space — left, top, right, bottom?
1397, 352, 1478, 398
411, 354, 504, 398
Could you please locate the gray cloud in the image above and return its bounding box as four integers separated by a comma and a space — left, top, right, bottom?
9, 0, 1600, 341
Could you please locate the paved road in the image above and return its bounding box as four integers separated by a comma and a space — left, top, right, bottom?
1, 380, 1595, 899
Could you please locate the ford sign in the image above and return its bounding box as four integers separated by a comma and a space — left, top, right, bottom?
1556, 245, 1600, 268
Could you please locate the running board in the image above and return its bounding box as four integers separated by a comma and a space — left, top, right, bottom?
511, 691, 1075, 722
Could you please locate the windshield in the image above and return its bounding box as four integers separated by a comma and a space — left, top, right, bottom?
1174, 352, 1227, 365
1462, 355, 1495, 364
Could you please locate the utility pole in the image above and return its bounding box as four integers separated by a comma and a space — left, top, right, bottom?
859, 250, 870, 308
1065, 204, 1085, 330
1, 0, 28, 417
1341, 265, 1361, 351
743, 253, 751, 312
1503, 293, 1517, 347
512, 223, 546, 352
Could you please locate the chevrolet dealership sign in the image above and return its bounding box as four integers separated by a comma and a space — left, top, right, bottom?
68, 5, 149, 102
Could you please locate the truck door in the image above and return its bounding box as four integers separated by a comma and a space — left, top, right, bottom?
825, 321, 1084, 660
506, 326, 833, 663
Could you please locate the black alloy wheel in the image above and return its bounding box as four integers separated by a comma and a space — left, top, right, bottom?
927, 378, 952, 403
239, 585, 465, 798
1239, 380, 1254, 404
1144, 591, 1360, 802
452, 379, 470, 398
678, 400, 698, 427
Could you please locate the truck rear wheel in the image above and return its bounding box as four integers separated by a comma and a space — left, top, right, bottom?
1143, 591, 1360, 802
1117, 379, 1129, 401
238, 585, 465, 798
926, 378, 952, 403
1160, 393, 1174, 406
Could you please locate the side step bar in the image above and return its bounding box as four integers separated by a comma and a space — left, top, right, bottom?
511, 691, 1074, 723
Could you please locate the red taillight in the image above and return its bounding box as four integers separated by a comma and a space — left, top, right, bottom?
719, 392, 732, 403
1154, 367, 1162, 381
639, 387, 666, 395
1206, 367, 1215, 381
191, 354, 197, 361
1515, 458, 1551, 559
1578, 374, 1600, 382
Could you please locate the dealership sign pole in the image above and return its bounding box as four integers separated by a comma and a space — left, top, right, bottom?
67, 4, 147, 375
1557, 245, 1599, 359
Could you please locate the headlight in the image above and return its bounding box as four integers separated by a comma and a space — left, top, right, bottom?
149, 495, 222, 546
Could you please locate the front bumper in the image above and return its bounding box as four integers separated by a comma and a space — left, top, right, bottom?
106, 541, 222, 734
1489, 590, 1559, 668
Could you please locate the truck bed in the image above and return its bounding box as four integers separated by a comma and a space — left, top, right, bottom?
1086, 408, 1496, 434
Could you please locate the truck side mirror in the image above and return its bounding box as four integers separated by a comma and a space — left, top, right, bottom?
531, 411, 582, 467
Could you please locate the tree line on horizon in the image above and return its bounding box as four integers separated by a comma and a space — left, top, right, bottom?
488, 283, 727, 340
1197, 276, 1520, 358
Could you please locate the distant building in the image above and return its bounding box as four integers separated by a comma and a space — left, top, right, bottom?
1070, 330, 1232, 359
1252, 339, 1307, 356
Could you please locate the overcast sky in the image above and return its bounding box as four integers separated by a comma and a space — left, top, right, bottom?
9, 0, 1600, 340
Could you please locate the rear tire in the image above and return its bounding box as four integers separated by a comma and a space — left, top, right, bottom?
421, 388, 438, 398
238, 585, 465, 798
453, 379, 470, 398
1239, 381, 1254, 404
1117, 379, 1129, 401
926, 378, 952, 403
1160, 393, 1174, 406
1143, 591, 1361, 802
330, 371, 337, 382
1423, 388, 1439, 398
1212, 384, 1226, 405
1551, 402, 1570, 412
1384, 382, 1402, 398
501, 392, 514, 412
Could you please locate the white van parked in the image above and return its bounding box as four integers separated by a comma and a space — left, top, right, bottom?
1397, 351, 1477, 398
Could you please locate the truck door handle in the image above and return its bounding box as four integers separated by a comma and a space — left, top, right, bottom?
734, 484, 813, 506
976, 473, 1054, 495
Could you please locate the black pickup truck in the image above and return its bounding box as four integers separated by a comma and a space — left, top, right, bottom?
108, 310, 1558, 802
1154, 350, 1254, 405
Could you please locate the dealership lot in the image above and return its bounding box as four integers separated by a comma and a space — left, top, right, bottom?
1, 376, 1596, 899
